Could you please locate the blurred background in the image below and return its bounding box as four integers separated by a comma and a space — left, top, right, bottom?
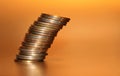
0, 0, 119, 76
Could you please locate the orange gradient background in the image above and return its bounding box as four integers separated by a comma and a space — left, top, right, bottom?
0, 0, 120, 76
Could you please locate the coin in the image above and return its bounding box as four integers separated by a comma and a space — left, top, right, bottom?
40, 13, 70, 22
16, 55, 44, 60
34, 21, 63, 29
38, 17, 65, 25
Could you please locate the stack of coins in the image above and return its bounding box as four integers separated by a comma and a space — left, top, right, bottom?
15, 13, 70, 62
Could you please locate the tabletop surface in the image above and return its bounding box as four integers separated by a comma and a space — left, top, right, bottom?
0, 0, 120, 76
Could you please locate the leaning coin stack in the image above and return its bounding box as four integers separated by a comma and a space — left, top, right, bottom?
15, 13, 70, 62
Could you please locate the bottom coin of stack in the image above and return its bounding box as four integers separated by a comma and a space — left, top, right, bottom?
15, 13, 70, 62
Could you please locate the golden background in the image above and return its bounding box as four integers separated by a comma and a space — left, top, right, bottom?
0, 0, 119, 76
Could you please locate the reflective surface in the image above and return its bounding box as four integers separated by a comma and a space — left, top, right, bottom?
0, 0, 120, 76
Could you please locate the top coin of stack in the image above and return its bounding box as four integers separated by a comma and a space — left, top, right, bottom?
16, 13, 70, 62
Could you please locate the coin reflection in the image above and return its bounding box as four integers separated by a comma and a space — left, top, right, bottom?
15, 61, 46, 76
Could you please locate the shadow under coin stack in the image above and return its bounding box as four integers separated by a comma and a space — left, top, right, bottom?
15, 13, 70, 62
